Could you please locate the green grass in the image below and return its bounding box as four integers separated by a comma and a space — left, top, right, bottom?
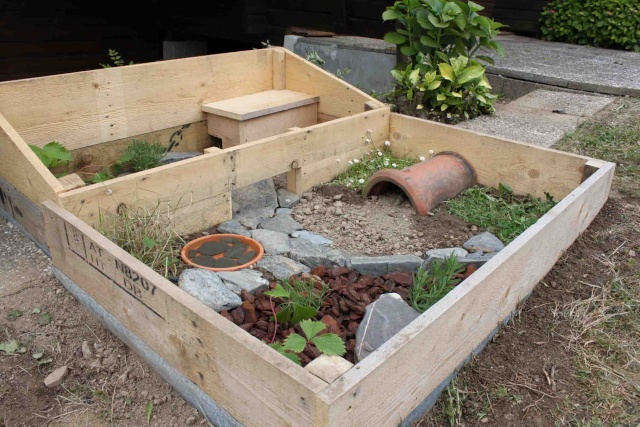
555, 103, 640, 199
330, 146, 417, 191
409, 254, 464, 313
444, 183, 557, 244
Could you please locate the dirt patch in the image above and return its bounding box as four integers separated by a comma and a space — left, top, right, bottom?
292, 184, 477, 256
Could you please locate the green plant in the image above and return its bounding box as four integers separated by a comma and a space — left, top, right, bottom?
409, 253, 464, 313
269, 319, 347, 365
29, 141, 72, 174
540, 0, 640, 52
99, 202, 185, 279
89, 139, 166, 183
445, 183, 557, 243
100, 49, 134, 68
382, 0, 504, 123
331, 145, 418, 191
264, 278, 330, 324
305, 50, 325, 67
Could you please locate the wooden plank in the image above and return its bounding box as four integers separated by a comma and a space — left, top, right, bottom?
58, 173, 86, 191
285, 50, 376, 118
202, 90, 319, 121
0, 49, 273, 150
318, 161, 615, 425
63, 121, 211, 181
42, 201, 328, 427
58, 108, 390, 232
0, 112, 63, 202
0, 176, 48, 251
389, 113, 590, 200
273, 48, 286, 90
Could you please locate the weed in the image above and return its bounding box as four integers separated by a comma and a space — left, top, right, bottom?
555, 103, 640, 199
100, 49, 134, 68
409, 253, 464, 313
98, 202, 185, 279
330, 146, 417, 191
264, 278, 330, 324
89, 139, 166, 183
445, 183, 556, 243
29, 141, 72, 177
6, 310, 22, 321
305, 50, 325, 67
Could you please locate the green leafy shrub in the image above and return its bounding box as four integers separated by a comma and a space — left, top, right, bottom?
540, 0, 640, 52
382, 0, 505, 123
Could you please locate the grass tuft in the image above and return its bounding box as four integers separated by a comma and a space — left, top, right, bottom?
99, 203, 185, 279
409, 254, 464, 313
445, 183, 556, 244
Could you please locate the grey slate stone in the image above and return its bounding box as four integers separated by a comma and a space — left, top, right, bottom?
422, 247, 468, 270
349, 255, 423, 276
459, 251, 497, 267
160, 152, 202, 165
259, 213, 304, 234
256, 255, 310, 280
355, 293, 420, 362
289, 239, 351, 269
250, 229, 292, 255
178, 268, 241, 312
463, 232, 505, 253
217, 270, 269, 295
232, 179, 278, 229
277, 188, 301, 208
275, 207, 293, 215
216, 219, 251, 237
291, 230, 333, 246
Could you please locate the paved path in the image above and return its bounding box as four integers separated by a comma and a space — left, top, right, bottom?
487, 34, 640, 97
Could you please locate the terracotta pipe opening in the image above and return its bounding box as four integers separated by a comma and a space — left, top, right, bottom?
362, 152, 476, 216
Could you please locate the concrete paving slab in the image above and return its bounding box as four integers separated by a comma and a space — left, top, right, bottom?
487, 34, 640, 97
457, 89, 613, 148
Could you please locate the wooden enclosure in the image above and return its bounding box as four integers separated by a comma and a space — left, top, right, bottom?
0, 48, 614, 426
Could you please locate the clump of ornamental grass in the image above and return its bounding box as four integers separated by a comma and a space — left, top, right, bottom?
98, 202, 185, 279
330, 142, 420, 191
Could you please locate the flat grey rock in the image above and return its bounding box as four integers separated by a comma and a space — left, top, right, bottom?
217, 270, 269, 295
422, 247, 468, 270
275, 207, 293, 215
250, 229, 292, 255
216, 219, 251, 237
463, 232, 505, 253
259, 213, 304, 235
291, 230, 333, 246
355, 293, 420, 362
178, 268, 241, 312
160, 152, 202, 165
459, 251, 497, 267
232, 179, 278, 229
349, 255, 423, 276
256, 255, 310, 280
289, 240, 350, 269
277, 188, 301, 208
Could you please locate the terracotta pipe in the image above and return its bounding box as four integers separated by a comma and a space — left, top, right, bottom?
362, 152, 476, 216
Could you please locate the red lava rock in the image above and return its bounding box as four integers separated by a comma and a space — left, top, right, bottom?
240, 289, 255, 303
240, 323, 254, 332
383, 272, 414, 287
321, 315, 341, 335
338, 299, 350, 313
304, 344, 321, 359
383, 279, 396, 292
241, 301, 258, 323
347, 270, 360, 284
231, 308, 244, 325
356, 275, 374, 287
326, 267, 351, 279
255, 320, 269, 331
347, 321, 359, 333
252, 329, 268, 339
255, 298, 272, 313
310, 266, 326, 277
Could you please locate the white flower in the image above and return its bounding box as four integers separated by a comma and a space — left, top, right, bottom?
347, 183, 351, 187
429, 150, 434, 157
384, 140, 391, 147
336, 158, 340, 163
377, 151, 382, 156
354, 159, 360, 164
417, 104, 424, 110
358, 178, 365, 184
419, 156, 426, 161
392, 163, 397, 167
348, 160, 353, 165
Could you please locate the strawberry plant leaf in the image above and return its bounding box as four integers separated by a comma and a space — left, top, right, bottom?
283, 333, 306, 353
264, 284, 290, 299
39, 312, 52, 326
0, 339, 26, 355
281, 352, 302, 365
290, 305, 317, 324
311, 334, 346, 356
299, 319, 326, 341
